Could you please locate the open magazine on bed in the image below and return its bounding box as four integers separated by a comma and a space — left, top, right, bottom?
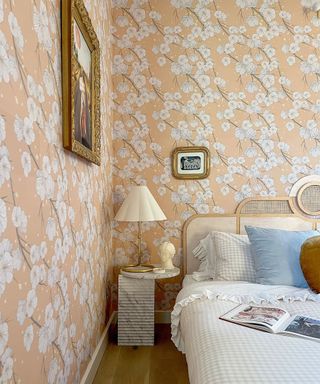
220, 304, 320, 342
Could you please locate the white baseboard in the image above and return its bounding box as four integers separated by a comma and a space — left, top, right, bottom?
80, 311, 116, 384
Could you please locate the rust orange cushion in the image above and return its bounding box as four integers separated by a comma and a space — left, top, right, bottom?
300, 236, 320, 293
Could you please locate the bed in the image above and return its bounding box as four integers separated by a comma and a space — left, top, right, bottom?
171, 178, 320, 384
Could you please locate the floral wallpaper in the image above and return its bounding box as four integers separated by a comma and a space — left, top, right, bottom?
4, 0, 320, 380
0, 0, 113, 383
112, 0, 320, 309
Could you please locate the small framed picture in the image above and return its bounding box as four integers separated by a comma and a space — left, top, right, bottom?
61, 0, 101, 165
172, 146, 210, 179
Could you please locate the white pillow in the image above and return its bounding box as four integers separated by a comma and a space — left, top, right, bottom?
213, 232, 255, 282
192, 232, 217, 277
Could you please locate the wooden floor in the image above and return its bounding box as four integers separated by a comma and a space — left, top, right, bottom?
93, 324, 189, 384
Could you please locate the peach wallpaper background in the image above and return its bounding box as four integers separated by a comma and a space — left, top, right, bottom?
112, 0, 320, 309
2, 0, 320, 381
0, 0, 113, 383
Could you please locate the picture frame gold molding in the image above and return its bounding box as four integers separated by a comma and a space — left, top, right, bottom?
172, 146, 210, 180
61, 0, 101, 165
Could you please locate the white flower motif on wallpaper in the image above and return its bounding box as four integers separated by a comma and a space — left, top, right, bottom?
112, 0, 320, 308
8, 11, 24, 50
0, 199, 6, 234
301, 0, 320, 12
0, 317, 13, 383
0, 239, 21, 297
1, 0, 113, 383
0, 29, 18, 83
33, 0, 53, 53
113, 0, 320, 200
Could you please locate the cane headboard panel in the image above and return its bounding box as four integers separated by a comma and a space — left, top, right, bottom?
183, 180, 320, 275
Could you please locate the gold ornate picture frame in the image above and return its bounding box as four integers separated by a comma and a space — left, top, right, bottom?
62, 0, 101, 165
172, 146, 210, 179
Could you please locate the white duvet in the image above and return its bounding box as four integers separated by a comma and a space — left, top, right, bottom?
171, 281, 320, 384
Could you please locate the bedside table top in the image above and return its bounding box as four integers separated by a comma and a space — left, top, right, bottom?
120, 266, 180, 280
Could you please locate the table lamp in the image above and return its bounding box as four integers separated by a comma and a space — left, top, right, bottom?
115, 186, 167, 270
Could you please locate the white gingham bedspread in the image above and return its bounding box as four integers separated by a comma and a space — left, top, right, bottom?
171, 281, 320, 384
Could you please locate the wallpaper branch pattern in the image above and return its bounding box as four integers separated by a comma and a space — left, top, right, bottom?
0, 0, 112, 382
2, 0, 320, 380
112, 0, 320, 309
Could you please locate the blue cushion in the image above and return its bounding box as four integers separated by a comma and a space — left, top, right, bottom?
245, 226, 319, 288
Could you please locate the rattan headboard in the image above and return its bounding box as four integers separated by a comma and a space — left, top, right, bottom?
183, 177, 320, 274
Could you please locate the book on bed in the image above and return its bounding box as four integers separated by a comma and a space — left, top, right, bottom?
220, 304, 320, 342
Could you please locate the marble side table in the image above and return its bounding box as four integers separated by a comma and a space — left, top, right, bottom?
118, 267, 180, 346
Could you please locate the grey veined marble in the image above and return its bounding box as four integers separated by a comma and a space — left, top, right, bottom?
120, 266, 180, 280
118, 275, 155, 346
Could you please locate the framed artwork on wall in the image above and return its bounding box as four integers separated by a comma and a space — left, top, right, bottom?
172, 146, 210, 179
62, 0, 101, 165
